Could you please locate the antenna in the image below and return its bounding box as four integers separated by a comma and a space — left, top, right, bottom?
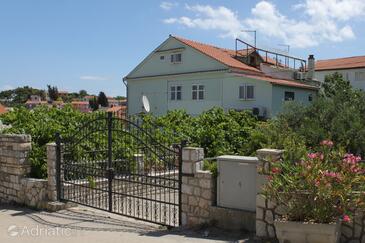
141, 95, 150, 113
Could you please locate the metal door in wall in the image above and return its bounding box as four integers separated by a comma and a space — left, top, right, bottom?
55, 112, 182, 227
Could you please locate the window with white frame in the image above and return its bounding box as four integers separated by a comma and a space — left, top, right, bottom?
192, 85, 204, 100
170, 85, 182, 100
239, 84, 255, 100
355, 72, 365, 81
170, 53, 182, 63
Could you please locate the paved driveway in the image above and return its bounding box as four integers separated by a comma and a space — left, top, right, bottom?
0, 204, 255, 243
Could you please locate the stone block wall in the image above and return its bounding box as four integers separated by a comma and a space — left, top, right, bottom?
181, 147, 256, 232
0, 134, 32, 204
255, 148, 284, 240
0, 134, 51, 209
21, 178, 48, 208
255, 148, 365, 243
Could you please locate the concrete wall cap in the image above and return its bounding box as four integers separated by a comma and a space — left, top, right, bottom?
217, 155, 258, 164
256, 149, 284, 154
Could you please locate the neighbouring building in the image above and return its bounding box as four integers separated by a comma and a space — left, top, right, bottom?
316, 55, 365, 90
0, 104, 7, 115
123, 35, 319, 118
25, 95, 47, 109
71, 101, 91, 113
107, 105, 127, 118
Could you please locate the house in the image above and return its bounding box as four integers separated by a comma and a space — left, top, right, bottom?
315, 56, 365, 90
0, 104, 7, 115
123, 35, 319, 117
25, 95, 47, 109
71, 101, 91, 113
107, 105, 127, 118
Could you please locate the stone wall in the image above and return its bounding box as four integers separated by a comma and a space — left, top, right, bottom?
0, 134, 32, 204
181, 147, 255, 232
255, 148, 365, 243
0, 134, 52, 209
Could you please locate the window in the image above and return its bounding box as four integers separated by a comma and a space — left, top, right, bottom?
170, 53, 182, 63
192, 85, 204, 100
170, 85, 182, 100
160, 55, 165, 60
308, 94, 313, 102
284, 91, 295, 101
355, 72, 365, 81
239, 85, 255, 100
246, 85, 255, 99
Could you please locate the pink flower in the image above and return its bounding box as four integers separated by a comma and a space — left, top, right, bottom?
343, 154, 362, 165
308, 153, 318, 159
320, 140, 334, 147
307, 152, 324, 160
323, 170, 342, 181
343, 215, 351, 223
271, 167, 281, 174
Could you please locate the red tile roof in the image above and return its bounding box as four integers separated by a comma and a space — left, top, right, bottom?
0, 104, 7, 114
234, 73, 319, 90
71, 101, 89, 105
107, 106, 126, 112
316, 56, 365, 71
174, 36, 318, 90
25, 100, 47, 104
173, 36, 261, 73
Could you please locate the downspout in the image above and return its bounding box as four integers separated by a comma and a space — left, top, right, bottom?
122, 78, 128, 115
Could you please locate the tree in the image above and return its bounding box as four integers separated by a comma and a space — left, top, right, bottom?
0, 86, 45, 106
263, 72, 365, 156
47, 85, 59, 101
89, 97, 99, 111
97, 92, 108, 107
321, 72, 352, 98
79, 90, 88, 97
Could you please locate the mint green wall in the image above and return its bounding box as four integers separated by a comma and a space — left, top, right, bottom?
127, 37, 227, 79
126, 36, 316, 117
221, 74, 273, 117
271, 85, 317, 116
127, 72, 278, 117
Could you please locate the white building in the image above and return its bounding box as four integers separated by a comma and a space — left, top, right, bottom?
316, 56, 365, 90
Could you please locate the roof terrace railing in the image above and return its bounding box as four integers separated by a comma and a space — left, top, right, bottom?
235, 38, 307, 71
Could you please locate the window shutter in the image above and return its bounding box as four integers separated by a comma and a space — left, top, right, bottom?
246, 85, 254, 99
239, 86, 245, 99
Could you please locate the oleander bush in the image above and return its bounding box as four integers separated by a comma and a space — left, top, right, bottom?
264, 140, 365, 223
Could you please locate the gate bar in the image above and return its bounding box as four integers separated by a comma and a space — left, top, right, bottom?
107, 112, 113, 212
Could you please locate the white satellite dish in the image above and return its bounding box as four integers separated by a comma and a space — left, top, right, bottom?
141, 95, 150, 113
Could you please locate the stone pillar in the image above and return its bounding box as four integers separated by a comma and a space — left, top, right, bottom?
0, 134, 31, 203
255, 149, 284, 239
181, 147, 214, 227
46, 142, 58, 202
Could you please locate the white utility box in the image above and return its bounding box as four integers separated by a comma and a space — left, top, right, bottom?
216, 155, 258, 212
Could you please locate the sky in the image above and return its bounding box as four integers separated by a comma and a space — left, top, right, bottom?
0, 0, 364, 97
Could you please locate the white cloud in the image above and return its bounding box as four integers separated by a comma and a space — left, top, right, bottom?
160, 1, 178, 11
0, 85, 14, 91
79, 76, 108, 81
164, 4, 249, 39
163, 0, 364, 48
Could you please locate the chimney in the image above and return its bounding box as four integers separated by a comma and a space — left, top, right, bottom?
307, 54, 315, 80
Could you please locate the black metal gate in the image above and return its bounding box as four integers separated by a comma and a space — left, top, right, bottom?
55, 112, 182, 227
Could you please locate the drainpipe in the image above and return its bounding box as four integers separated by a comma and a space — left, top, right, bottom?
122, 78, 128, 115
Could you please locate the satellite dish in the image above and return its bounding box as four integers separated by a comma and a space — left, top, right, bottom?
141, 95, 150, 113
